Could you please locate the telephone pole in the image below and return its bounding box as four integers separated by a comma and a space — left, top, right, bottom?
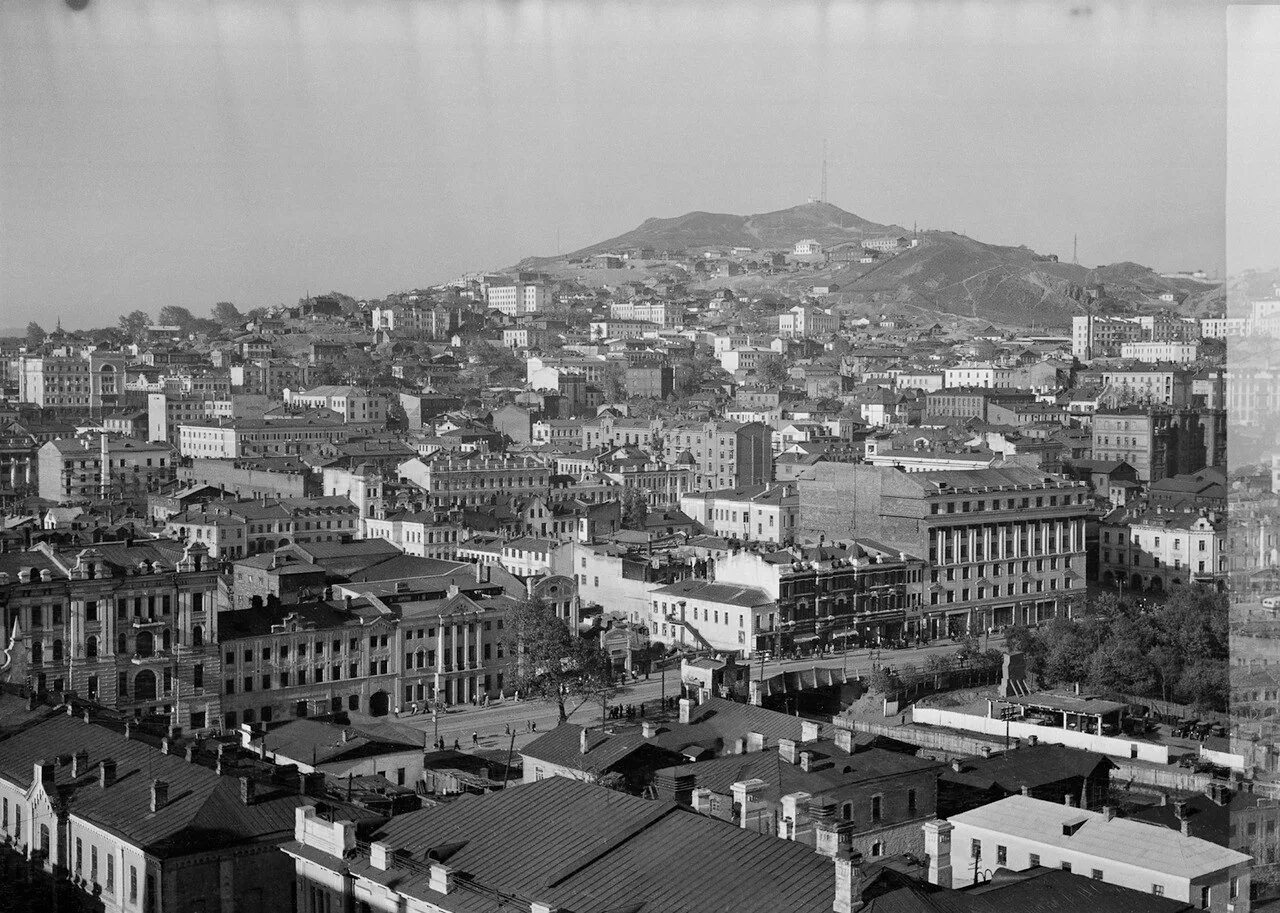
821, 138, 828, 204
1073, 234, 1078, 265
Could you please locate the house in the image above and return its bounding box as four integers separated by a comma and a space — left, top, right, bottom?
241, 717, 427, 787
936, 744, 1115, 817
925, 794, 1251, 908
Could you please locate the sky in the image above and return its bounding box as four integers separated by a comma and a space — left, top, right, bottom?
0, 0, 1262, 328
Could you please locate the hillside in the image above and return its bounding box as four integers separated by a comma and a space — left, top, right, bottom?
521, 201, 906, 264
508, 202, 1222, 328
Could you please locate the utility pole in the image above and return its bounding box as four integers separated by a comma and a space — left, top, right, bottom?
1073, 234, 1078, 265
821, 138, 828, 204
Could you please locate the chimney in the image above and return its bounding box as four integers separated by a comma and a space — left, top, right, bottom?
922, 820, 954, 887
1173, 799, 1188, 820
71, 749, 90, 778
641, 721, 658, 739
123, 720, 135, 740
150, 779, 169, 812
185, 744, 197, 764
26, 692, 37, 712
951, 759, 963, 773
100, 758, 117, 788
1073, 682, 1081, 696
799, 751, 814, 773
239, 776, 256, 805
429, 862, 454, 895
82, 709, 91, 724
1103, 806, 1116, 821
1020, 785, 1030, 796
34, 759, 56, 791
678, 698, 692, 725
580, 728, 590, 755
746, 731, 765, 753
801, 719, 821, 742
834, 728, 854, 753
215, 744, 228, 775
779, 738, 799, 764
370, 842, 392, 871
160, 737, 174, 755
833, 851, 866, 913
1063, 794, 1074, 807
980, 745, 992, 759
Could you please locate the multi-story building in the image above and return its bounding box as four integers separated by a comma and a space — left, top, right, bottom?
178, 415, 354, 458
798, 464, 1090, 639
230, 357, 308, 398
624, 363, 674, 399
0, 539, 223, 729
1119, 340, 1201, 363
0, 712, 341, 913
1081, 364, 1195, 407
146, 391, 270, 446
926, 795, 1250, 910
610, 298, 682, 327
397, 452, 552, 508
942, 364, 997, 389
283, 385, 387, 424
370, 302, 456, 339
1072, 314, 1200, 360
713, 540, 927, 651
679, 482, 800, 545
925, 389, 1036, 423
1091, 407, 1205, 483
164, 496, 359, 558
17, 350, 127, 412
1099, 506, 1227, 593
37, 434, 174, 504
485, 281, 550, 316
646, 578, 777, 656
659, 419, 773, 491
778, 304, 838, 338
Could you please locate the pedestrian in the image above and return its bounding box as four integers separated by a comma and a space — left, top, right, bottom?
531, 721, 537, 732
472, 731, 478, 748
453, 738, 460, 751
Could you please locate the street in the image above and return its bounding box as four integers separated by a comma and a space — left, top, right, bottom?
379, 639, 970, 754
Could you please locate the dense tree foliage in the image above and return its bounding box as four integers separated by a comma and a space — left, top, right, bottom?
1004, 588, 1228, 710
504, 595, 616, 721
118, 309, 150, 341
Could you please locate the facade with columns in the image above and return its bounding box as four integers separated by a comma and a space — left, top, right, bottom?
0, 539, 223, 731
800, 465, 1090, 639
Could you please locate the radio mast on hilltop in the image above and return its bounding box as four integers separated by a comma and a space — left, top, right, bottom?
1073, 234, 1079, 265
821, 138, 828, 204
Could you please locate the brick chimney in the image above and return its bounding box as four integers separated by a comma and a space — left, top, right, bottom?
922, 820, 954, 887
150, 779, 169, 812
834, 728, 854, 753
779, 738, 799, 764
33, 759, 56, 792
429, 862, 454, 895
71, 749, 90, 778
833, 851, 866, 913
100, 758, 117, 788
239, 776, 256, 805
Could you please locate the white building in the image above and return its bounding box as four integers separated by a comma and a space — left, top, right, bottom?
485, 281, 550, 317
648, 578, 775, 655
793, 239, 823, 256
18, 350, 127, 412
925, 796, 1250, 910
1119, 341, 1201, 364
778, 305, 837, 338
943, 364, 997, 388
284, 385, 387, 424
679, 483, 800, 545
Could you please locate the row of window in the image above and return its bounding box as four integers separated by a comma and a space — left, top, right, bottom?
225, 661, 387, 693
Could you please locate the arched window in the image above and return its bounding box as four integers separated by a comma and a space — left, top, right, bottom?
133, 670, 157, 701
191, 625, 203, 648
135, 631, 154, 658
85, 636, 98, 659
52, 640, 63, 662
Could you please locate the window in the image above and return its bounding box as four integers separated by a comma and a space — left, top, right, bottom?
1060, 862, 1072, 873
193, 664, 203, 688
971, 838, 982, 859
996, 845, 1007, 866
76, 837, 82, 874
1200, 886, 1210, 909
107, 856, 114, 893
1091, 869, 1103, 880
130, 866, 138, 903
871, 795, 882, 822
1029, 853, 1040, 867
1152, 885, 1165, 897
91, 846, 98, 883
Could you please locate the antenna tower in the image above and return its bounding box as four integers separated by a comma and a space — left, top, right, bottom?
821, 139, 828, 204
1073, 235, 1078, 265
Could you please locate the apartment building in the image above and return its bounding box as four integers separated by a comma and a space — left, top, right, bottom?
164, 496, 359, 557
799, 464, 1090, 639
37, 434, 174, 504
230, 358, 308, 398
1099, 506, 1227, 593
398, 452, 552, 508
0, 540, 222, 729
659, 420, 772, 491
1120, 341, 1201, 364
647, 578, 776, 655
778, 305, 837, 338
1072, 314, 1200, 360
178, 416, 354, 458
284, 385, 387, 423
485, 281, 549, 316
679, 482, 800, 545
1091, 408, 1206, 483
610, 298, 682, 327
18, 350, 127, 412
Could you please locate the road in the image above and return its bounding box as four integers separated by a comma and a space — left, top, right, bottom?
379, 640, 969, 754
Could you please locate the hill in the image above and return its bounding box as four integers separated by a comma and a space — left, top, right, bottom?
508, 202, 1222, 328
521, 201, 906, 264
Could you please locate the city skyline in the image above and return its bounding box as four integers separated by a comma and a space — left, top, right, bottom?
1, 0, 1251, 327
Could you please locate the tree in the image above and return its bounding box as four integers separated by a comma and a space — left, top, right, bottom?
757, 358, 790, 388
504, 595, 616, 721
117, 310, 150, 341
602, 362, 627, 401
212, 301, 243, 327
621, 489, 649, 530
26, 322, 46, 347
157, 305, 195, 329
